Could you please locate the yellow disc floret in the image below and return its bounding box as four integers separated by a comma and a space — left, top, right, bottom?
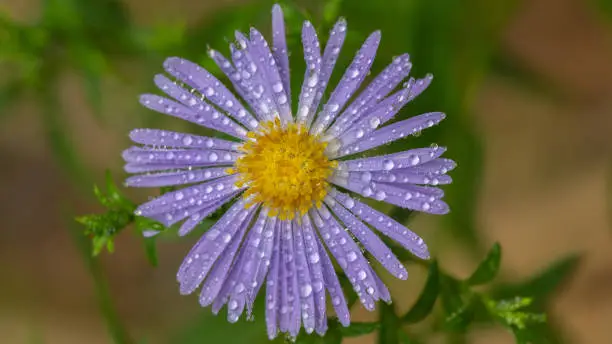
232, 118, 337, 220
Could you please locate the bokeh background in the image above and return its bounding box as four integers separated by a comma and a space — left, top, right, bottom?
1, 0, 612, 343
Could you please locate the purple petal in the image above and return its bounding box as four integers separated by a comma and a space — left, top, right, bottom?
292, 219, 316, 334
296, 21, 322, 126
208, 49, 268, 122
326, 88, 411, 154
216, 210, 268, 320
162, 57, 259, 130
327, 54, 412, 137
325, 198, 408, 280
299, 214, 328, 335
140, 94, 248, 139
311, 207, 380, 311
279, 220, 301, 337
298, 19, 347, 128
337, 112, 446, 157
371, 271, 391, 303
337, 147, 446, 172
129, 128, 241, 151
135, 174, 241, 217
314, 231, 350, 326
228, 42, 278, 122
176, 200, 254, 295
122, 147, 240, 167
405, 158, 457, 175
330, 173, 449, 214
247, 215, 278, 316
124, 167, 229, 188
249, 28, 293, 124
266, 220, 282, 339
151, 191, 238, 228
311, 31, 381, 135
177, 194, 240, 236
366, 169, 453, 185
407, 74, 433, 101
329, 189, 429, 259
272, 4, 290, 99
198, 206, 255, 306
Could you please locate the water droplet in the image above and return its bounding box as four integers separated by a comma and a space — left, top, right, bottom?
347, 251, 357, 262
375, 191, 386, 201
349, 68, 359, 78
229, 300, 238, 310
383, 159, 395, 170
209, 152, 218, 162
355, 129, 365, 138
272, 82, 283, 93
360, 172, 372, 182
345, 198, 355, 209
222, 233, 232, 243
357, 270, 367, 280
422, 202, 431, 211
409, 155, 420, 166
182, 135, 193, 146
328, 103, 339, 112
362, 187, 373, 197
301, 284, 313, 298
309, 253, 320, 264
174, 191, 184, 201
369, 117, 381, 128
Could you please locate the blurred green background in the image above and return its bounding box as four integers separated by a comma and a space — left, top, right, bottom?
1, 0, 612, 343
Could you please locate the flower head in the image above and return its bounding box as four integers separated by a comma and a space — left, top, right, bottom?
124, 4, 455, 339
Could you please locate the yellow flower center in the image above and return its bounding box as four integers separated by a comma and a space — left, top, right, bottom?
231, 118, 337, 220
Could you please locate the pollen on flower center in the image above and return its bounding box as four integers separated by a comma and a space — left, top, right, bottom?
232, 118, 337, 220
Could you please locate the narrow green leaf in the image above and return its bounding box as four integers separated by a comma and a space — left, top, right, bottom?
402, 260, 439, 323
439, 275, 473, 332
378, 302, 399, 344
143, 237, 158, 267
493, 254, 582, 308
466, 242, 502, 285
339, 322, 379, 337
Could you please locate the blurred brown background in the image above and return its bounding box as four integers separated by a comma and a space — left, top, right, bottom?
1, 0, 612, 343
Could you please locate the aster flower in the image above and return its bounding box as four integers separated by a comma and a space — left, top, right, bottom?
123, 4, 455, 339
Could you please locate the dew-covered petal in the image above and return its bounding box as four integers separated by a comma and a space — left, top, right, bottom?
122, 147, 240, 167
247, 215, 278, 316
249, 28, 293, 124
129, 128, 241, 151
151, 191, 239, 228
208, 49, 269, 122
310, 31, 381, 136
326, 88, 411, 155
124, 167, 229, 188
140, 94, 248, 139
337, 112, 446, 157
296, 21, 322, 126
299, 19, 347, 128
371, 270, 391, 303
330, 173, 449, 214
337, 147, 446, 172
314, 232, 350, 326
279, 220, 301, 337
329, 188, 429, 259
366, 169, 453, 186
327, 54, 412, 137
312, 207, 381, 310
292, 219, 315, 334
228, 42, 278, 122
266, 221, 282, 339
162, 57, 259, 130
299, 214, 328, 335
406, 74, 433, 101
404, 158, 457, 175
135, 174, 241, 217
216, 210, 267, 319
198, 205, 255, 307
325, 198, 408, 280
176, 200, 254, 295
271, 4, 290, 99
177, 194, 240, 236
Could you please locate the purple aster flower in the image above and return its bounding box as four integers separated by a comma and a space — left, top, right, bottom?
124, 4, 455, 339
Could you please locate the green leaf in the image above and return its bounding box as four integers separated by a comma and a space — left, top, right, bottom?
493, 254, 582, 308
439, 275, 473, 332
466, 242, 502, 285
143, 237, 158, 267
339, 322, 379, 337
402, 260, 439, 323
378, 302, 399, 344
